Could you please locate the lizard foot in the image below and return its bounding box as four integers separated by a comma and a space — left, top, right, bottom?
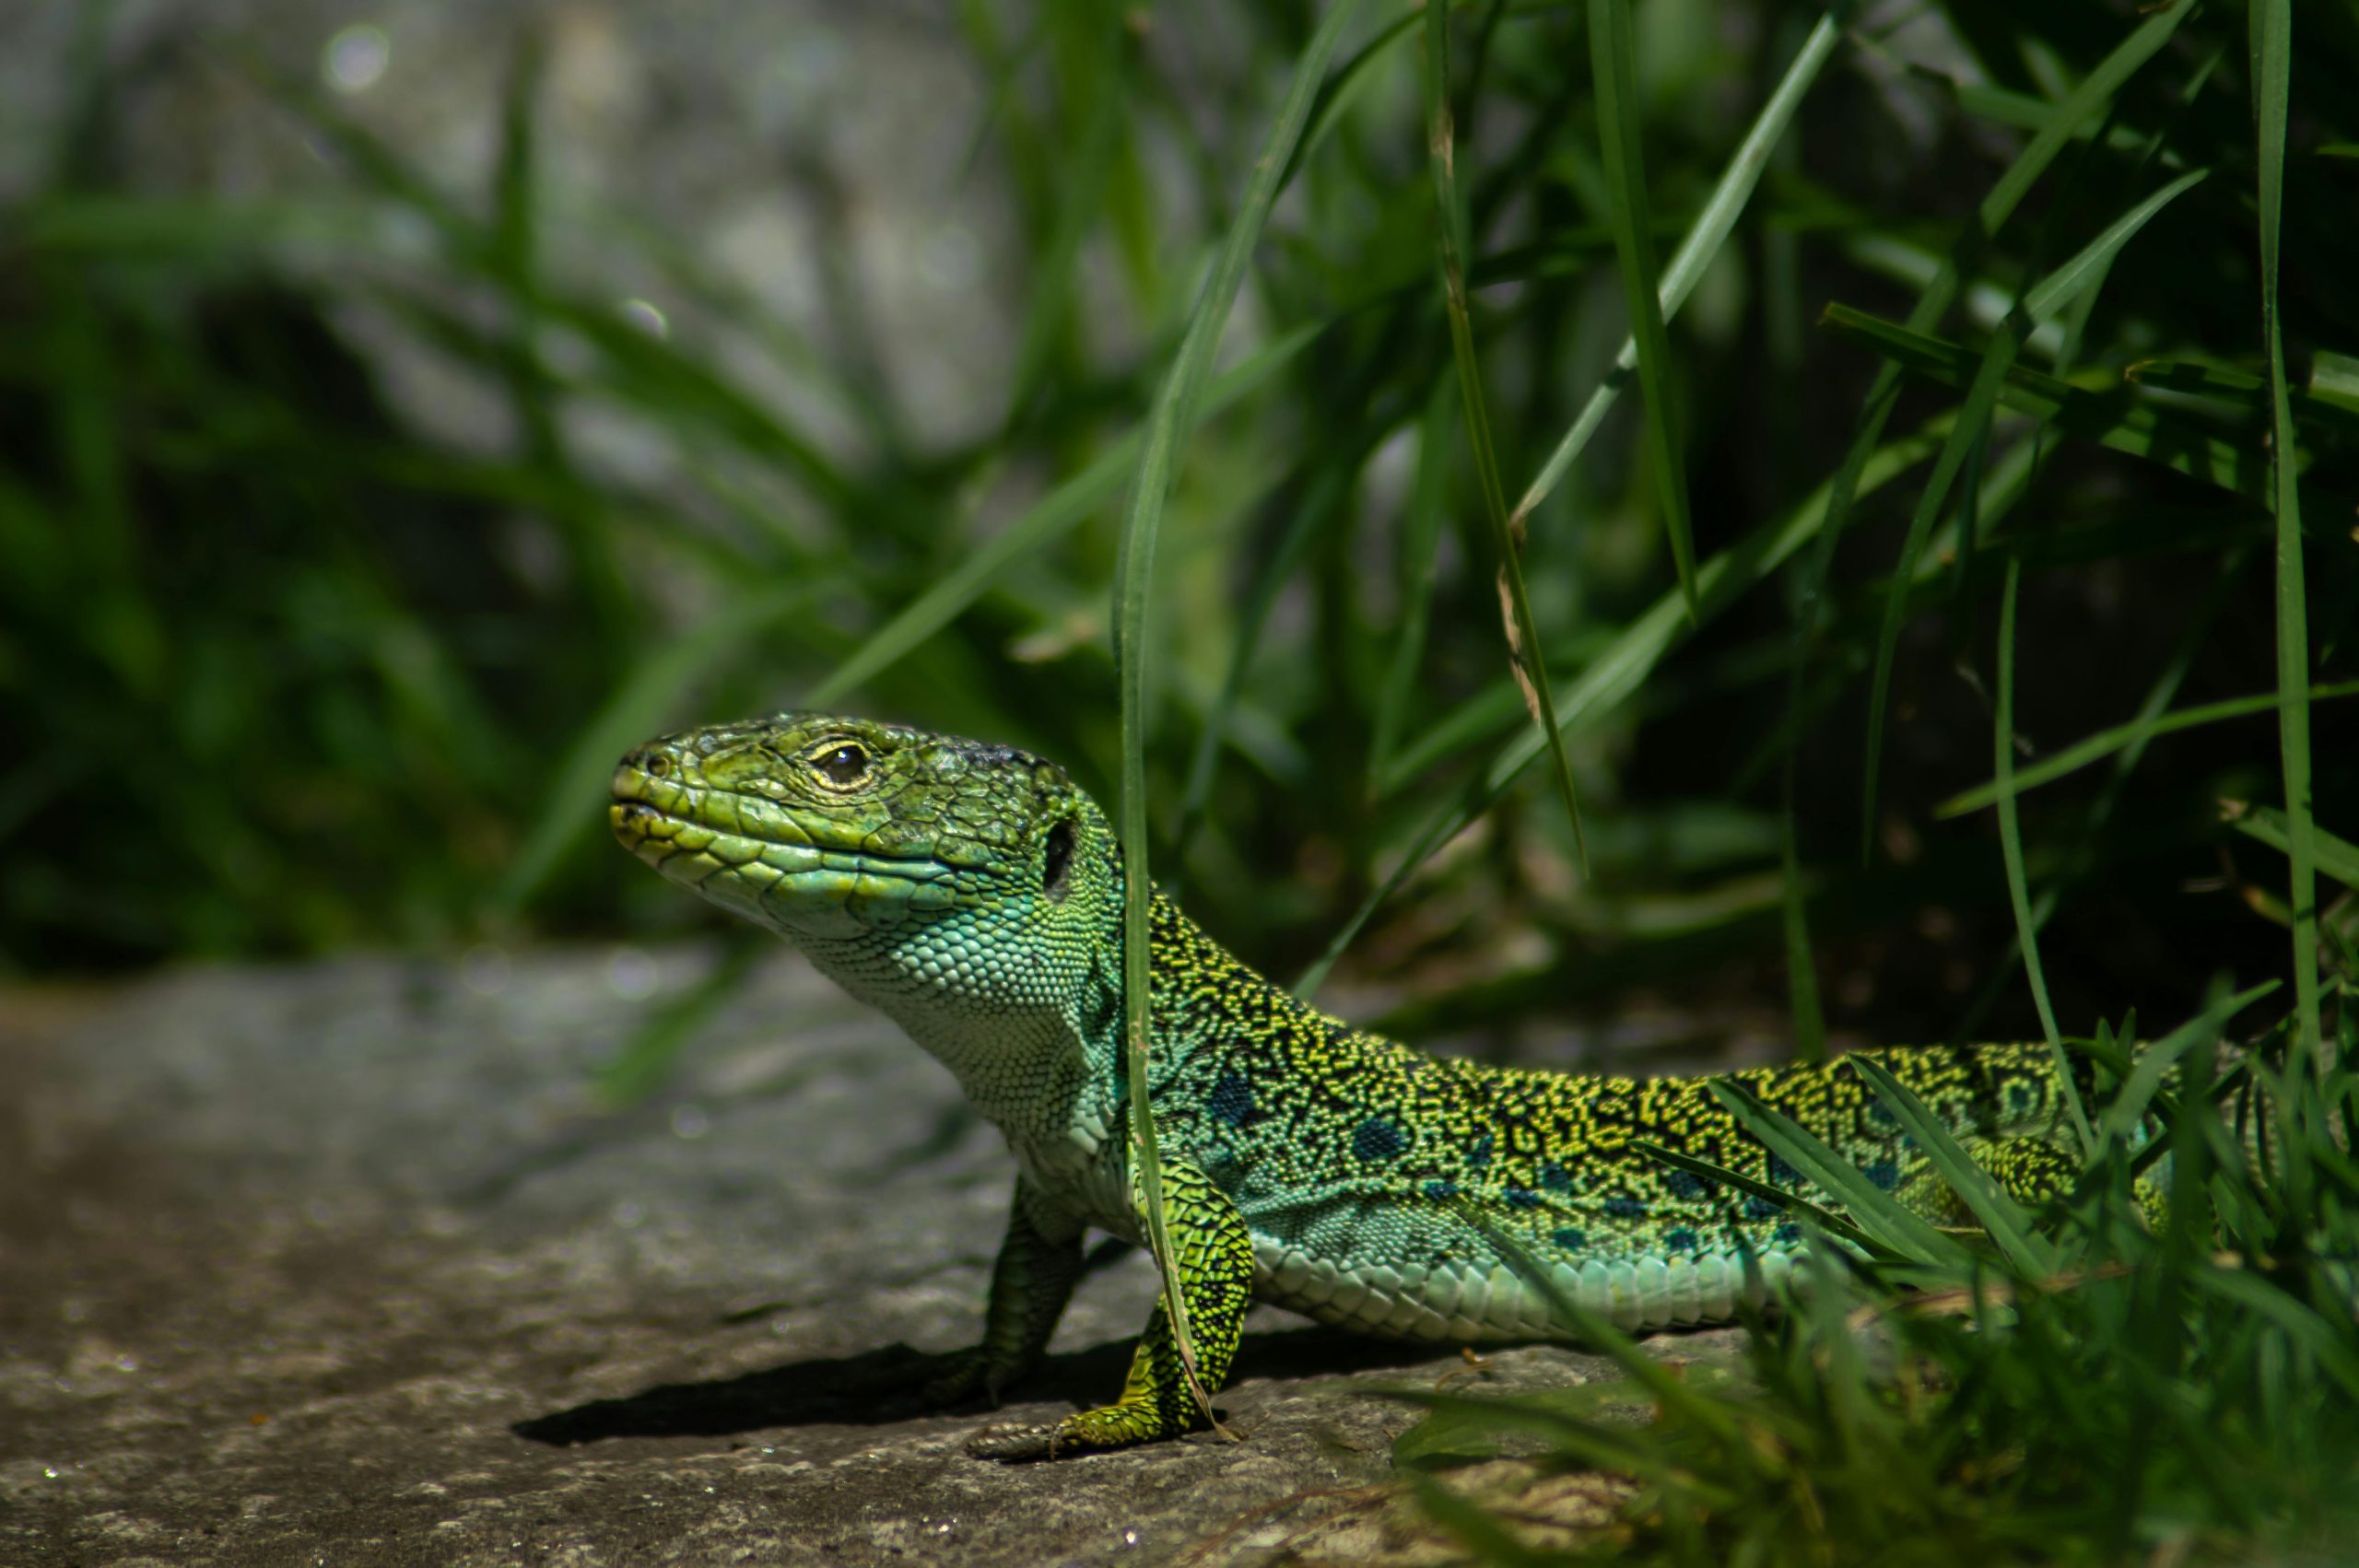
965, 1397, 1215, 1461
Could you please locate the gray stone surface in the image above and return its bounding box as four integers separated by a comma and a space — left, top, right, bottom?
0, 945, 1710, 1565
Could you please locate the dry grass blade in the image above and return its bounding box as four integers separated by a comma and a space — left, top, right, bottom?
1843, 1260, 2140, 1331
1425, 0, 1588, 865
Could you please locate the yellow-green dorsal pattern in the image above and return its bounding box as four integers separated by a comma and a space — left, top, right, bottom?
611, 713, 2086, 1460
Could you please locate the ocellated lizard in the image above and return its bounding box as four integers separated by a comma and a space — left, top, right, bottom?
610, 713, 2091, 1459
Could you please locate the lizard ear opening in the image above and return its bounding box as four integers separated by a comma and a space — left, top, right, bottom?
1041, 818, 1076, 902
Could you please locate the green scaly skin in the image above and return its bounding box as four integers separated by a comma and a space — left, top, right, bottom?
610, 714, 2089, 1461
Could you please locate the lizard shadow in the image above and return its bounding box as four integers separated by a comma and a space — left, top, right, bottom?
511, 1325, 1446, 1446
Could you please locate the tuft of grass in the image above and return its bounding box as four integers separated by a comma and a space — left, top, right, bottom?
1392, 989, 2358, 1565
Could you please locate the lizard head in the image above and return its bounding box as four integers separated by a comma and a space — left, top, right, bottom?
611, 714, 1120, 1014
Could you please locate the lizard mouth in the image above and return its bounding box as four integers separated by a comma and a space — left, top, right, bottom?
608, 762, 957, 923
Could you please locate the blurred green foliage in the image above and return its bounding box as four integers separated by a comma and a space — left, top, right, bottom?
2, 0, 2352, 1073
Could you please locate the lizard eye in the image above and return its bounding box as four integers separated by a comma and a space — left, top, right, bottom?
1041, 819, 1075, 902
810, 743, 871, 786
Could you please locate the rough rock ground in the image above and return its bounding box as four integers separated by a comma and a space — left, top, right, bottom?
0, 945, 1722, 1565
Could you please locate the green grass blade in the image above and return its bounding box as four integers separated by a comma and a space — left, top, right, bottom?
805, 322, 1320, 708
1110, 0, 1360, 1427
491, 30, 542, 295
1630, 1138, 1886, 1258
1818, 304, 2265, 500
1426, 0, 1587, 865
1510, 10, 1841, 526
1372, 679, 1524, 802
1590, 0, 1695, 615
2094, 981, 2276, 1156
1859, 169, 2208, 858
1995, 554, 2090, 1151
1937, 679, 2359, 817
1846, 1053, 2060, 1275
2251, 0, 2320, 1064
2017, 170, 2211, 321
2224, 804, 2359, 892
2126, 357, 2359, 429
1279, 2, 1423, 193
2312, 348, 2359, 415
1708, 1079, 1971, 1267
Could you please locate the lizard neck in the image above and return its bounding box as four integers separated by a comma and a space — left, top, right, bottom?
793, 888, 1271, 1199
791, 892, 1135, 1184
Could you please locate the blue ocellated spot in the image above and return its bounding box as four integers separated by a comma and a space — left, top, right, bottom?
1767, 1153, 1801, 1186
1204, 1070, 1253, 1128
1353, 1117, 1406, 1164
1744, 1195, 1784, 1220
1662, 1227, 1698, 1254
1868, 1098, 1899, 1126
1663, 1169, 1710, 1200
1864, 1159, 1899, 1191
1539, 1162, 1572, 1191
2008, 1082, 2036, 1114
1772, 1222, 1802, 1246
1603, 1196, 1647, 1221
1425, 1178, 1458, 1201
1505, 1188, 1541, 1211
1552, 1228, 1588, 1251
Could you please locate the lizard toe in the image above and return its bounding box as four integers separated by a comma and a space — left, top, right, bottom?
964, 1421, 1064, 1463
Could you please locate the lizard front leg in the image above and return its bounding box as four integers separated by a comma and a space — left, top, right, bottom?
968, 1156, 1253, 1461
921, 1176, 1086, 1409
